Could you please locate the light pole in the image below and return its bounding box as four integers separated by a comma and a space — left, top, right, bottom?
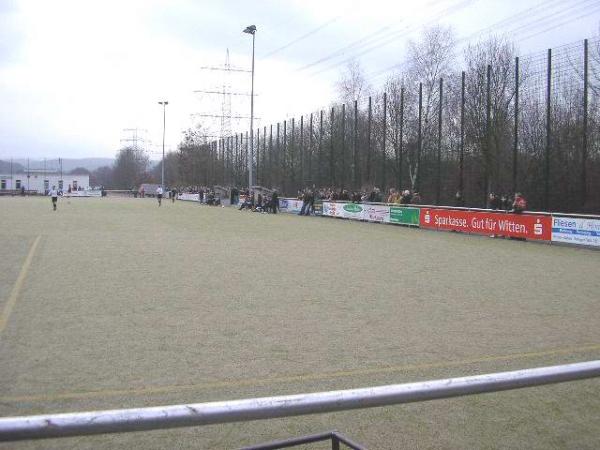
243, 25, 256, 188
158, 101, 168, 188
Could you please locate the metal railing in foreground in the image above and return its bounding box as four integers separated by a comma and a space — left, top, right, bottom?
1, 360, 599, 442
241, 430, 366, 450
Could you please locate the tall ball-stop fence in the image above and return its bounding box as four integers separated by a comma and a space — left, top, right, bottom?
189, 38, 599, 214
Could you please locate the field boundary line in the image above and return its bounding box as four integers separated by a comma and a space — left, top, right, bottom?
0, 235, 41, 337
2, 342, 600, 404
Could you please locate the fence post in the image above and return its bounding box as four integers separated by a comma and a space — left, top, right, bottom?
513, 57, 519, 194
276, 122, 281, 189
330, 106, 335, 186
382, 92, 387, 191
318, 111, 323, 187
486, 64, 491, 206
460, 71, 465, 200
582, 39, 588, 208
309, 113, 313, 186
269, 126, 273, 188
399, 86, 404, 191
291, 118, 295, 189
545, 48, 551, 211
263, 127, 267, 187
244, 131, 248, 186
354, 100, 358, 189
341, 103, 346, 189
283, 120, 287, 193
300, 115, 304, 188
436, 78, 443, 205
256, 128, 260, 186
417, 83, 422, 193
367, 96, 372, 185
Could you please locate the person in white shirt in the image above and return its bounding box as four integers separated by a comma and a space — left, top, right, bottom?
156, 186, 163, 206
48, 186, 59, 211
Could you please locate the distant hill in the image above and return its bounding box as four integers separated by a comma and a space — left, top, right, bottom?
8, 158, 114, 172
0, 160, 25, 173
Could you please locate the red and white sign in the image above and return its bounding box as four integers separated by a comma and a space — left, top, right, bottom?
420, 208, 551, 241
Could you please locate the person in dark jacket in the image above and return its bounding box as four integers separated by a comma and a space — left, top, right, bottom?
489, 193, 502, 210
400, 190, 412, 205
271, 191, 279, 214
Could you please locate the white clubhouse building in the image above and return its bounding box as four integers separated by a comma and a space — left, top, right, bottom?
0, 170, 90, 194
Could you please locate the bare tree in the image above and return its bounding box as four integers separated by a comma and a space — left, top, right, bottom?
336, 60, 371, 106
403, 25, 456, 191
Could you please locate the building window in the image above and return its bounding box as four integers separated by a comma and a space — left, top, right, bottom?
1, 179, 6, 189
16, 179, 21, 189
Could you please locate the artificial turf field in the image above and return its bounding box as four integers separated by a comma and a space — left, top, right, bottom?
0, 196, 599, 450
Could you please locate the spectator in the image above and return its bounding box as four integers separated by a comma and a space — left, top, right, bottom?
400, 190, 412, 205
271, 190, 279, 214
489, 193, 502, 210
455, 190, 464, 207
512, 193, 527, 213
501, 194, 511, 210
411, 192, 422, 204
368, 188, 382, 203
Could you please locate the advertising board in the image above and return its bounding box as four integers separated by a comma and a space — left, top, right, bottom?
313, 200, 323, 216
420, 208, 551, 240
389, 206, 420, 226
64, 190, 102, 197
551, 216, 600, 247
279, 198, 304, 213
177, 193, 200, 202
361, 204, 390, 222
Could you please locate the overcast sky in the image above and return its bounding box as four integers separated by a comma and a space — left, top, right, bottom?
0, 0, 598, 161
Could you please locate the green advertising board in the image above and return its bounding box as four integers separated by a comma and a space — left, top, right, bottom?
389, 206, 420, 226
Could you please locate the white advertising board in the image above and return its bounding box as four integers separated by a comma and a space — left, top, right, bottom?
178, 193, 200, 202
64, 190, 102, 197
279, 198, 304, 214
551, 216, 600, 247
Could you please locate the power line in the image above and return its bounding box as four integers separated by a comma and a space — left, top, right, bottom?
194, 90, 254, 96
261, 16, 342, 58
297, 0, 455, 73
308, 0, 478, 77
365, 0, 597, 83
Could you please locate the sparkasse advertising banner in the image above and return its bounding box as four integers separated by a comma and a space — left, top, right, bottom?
551, 216, 600, 247
420, 208, 552, 240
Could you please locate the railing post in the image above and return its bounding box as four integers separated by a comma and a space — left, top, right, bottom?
331, 434, 341, 450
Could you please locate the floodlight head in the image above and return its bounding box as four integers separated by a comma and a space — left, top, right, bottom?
243, 25, 256, 35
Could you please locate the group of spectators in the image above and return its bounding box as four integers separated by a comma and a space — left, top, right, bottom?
238, 189, 279, 213
487, 192, 527, 213
296, 187, 423, 205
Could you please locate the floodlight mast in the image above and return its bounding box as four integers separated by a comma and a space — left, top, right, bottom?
243, 25, 256, 189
